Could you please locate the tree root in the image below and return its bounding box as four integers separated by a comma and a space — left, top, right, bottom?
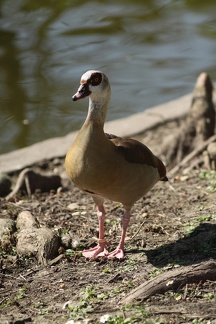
168, 134, 216, 176
161, 72, 215, 170
6, 168, 61, 200
120, 260, 216, 304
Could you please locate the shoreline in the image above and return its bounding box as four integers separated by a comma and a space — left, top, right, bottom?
0, 92, 195, 174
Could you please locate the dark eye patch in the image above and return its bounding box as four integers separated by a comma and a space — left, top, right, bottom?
90, 72, 102, 86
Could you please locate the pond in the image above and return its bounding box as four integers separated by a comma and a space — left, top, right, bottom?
1, 0, 216, 154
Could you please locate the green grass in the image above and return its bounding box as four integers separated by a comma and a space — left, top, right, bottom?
199, 170, 216, 180
199, 170, 216, 192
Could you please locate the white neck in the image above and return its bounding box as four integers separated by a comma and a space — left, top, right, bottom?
86, 92, 111, 126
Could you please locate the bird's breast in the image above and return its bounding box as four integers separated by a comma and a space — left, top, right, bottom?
66, 144, 160, 207
65, 128, 109, 187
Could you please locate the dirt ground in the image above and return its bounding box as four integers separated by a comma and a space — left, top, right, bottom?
0, 120, 216, 324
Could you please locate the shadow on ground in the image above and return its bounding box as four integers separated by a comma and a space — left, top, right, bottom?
144, 223, 216, 267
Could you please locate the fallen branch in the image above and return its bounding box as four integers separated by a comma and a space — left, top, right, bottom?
120, 260, 216, 304
168, 134, 216, 177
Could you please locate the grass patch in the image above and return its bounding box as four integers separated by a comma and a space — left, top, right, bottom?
199, 170, 216, 180
199, 170, 216, 192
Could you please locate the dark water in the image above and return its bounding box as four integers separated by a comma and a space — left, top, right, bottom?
1, 0, 216, 154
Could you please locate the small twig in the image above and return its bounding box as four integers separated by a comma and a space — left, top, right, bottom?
19, 274, 27, 281
129, 219, 146, 242
48, 254, 64, 266
183, 283, 188, 300
122, 308, 126, 319
0, 298, 6, 305
24, 267, 40, 277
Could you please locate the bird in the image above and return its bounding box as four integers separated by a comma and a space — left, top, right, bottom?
65, 70, 168, 260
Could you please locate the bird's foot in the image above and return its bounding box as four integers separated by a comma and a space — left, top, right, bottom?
82, 246, 108, 259
82, 239, 109, 259
107, 247, 125, 260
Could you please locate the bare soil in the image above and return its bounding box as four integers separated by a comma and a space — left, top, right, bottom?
1, 120, 216, 324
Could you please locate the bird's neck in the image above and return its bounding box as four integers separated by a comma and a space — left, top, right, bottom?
85, 94, 110, 127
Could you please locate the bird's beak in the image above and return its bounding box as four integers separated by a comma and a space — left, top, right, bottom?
72, 84, 91, 101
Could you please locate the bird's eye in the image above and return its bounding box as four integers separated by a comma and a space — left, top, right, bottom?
91, 72, 102, 86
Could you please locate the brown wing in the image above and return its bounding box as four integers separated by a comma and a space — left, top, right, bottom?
110, 136, 167, 180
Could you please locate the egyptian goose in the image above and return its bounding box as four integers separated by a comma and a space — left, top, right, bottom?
65, 70, 167, 259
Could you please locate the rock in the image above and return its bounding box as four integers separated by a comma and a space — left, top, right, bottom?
16, 211, 60, 265
16, 211, 39, 230
0, 173, 11, 197
16, 226, 60, 265
67, 202, 79, 211
72, 211, 80, 216
61, 231, 80, 249
0, 218, 16, 251
61, 232, 72, 248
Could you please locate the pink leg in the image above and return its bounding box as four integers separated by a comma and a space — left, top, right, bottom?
107, 208, 131, 260
83, 204, 109, 259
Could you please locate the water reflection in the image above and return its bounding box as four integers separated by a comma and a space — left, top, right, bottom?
0, 25, 28, 148
0, 0, 216, 154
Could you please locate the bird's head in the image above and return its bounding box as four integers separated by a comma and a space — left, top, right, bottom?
72, 70, 110, 102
